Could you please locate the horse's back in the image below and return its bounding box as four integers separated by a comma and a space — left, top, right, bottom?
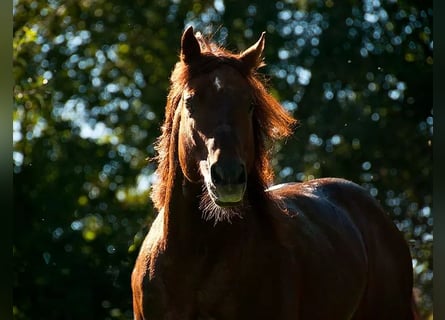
268, 178, 415, 319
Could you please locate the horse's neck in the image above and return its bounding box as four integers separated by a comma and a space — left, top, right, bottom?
161, 173, 200, 247
161, 172, 263, 253
162, 173, 240, 252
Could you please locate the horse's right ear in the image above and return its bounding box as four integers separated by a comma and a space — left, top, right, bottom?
181, 26, 201, 63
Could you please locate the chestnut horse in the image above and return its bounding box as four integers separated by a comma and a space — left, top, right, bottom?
132, 26, 417, 319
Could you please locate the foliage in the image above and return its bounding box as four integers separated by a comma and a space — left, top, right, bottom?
13, 0, 432, 318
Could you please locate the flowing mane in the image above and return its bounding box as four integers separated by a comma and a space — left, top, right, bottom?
151, 33, 297, 212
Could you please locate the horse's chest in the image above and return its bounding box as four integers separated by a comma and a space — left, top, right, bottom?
160, 243, 299, 319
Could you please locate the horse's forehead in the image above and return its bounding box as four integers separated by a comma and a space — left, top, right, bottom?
213, 74, 223, 91
206, 67, 248, 93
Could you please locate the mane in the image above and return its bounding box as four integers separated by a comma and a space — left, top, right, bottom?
151, 33, 298, 212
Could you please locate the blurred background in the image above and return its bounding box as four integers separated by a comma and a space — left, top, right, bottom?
13, 0, 432, 319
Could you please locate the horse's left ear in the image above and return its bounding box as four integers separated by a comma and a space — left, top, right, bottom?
240, 32, 266, 70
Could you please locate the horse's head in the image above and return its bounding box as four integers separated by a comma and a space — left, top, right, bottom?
151, 27, 295, 221
177, 27, 265, 210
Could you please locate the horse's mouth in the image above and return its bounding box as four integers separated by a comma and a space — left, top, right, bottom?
207, 182, 246, 207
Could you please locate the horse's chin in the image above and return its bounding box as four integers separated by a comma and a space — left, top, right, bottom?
199, 183, 245, 224
214, 199, 243, 208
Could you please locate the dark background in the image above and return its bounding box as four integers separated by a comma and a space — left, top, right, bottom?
13, 0, 433, 319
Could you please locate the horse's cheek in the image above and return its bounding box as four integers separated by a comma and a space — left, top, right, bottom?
178, 133, 201, 182
242, 130, 255, 171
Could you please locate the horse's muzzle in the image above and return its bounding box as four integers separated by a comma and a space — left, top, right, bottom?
209, 160, 247, 206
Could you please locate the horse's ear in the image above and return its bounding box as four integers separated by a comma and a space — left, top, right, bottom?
240, 32, 266, 70
181, 26, 201, 63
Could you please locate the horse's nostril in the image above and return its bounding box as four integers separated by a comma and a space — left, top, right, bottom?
211, 164, 224, 185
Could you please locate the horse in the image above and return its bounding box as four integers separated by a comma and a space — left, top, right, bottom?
131, 26, 418, 320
